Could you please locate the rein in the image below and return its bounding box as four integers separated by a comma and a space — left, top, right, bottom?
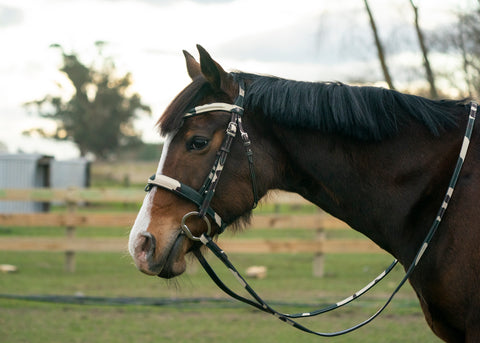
145, 82, 478, 336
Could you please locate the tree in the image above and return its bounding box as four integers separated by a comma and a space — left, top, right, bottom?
25, 42, 151, 159
457, 8, 480, 98
363, 0, 396, 90
409, 0, 438, 99
433, 5, 480, 98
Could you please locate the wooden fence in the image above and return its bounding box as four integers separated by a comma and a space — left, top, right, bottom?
0, 188, 384, 276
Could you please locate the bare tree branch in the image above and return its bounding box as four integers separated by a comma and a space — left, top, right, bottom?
363, 0, 395, 90
409, 0, 438, 98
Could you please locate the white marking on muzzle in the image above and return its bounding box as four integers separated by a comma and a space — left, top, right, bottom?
128, 187, 156, 258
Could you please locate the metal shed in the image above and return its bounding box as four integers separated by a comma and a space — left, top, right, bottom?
50, 158, 90, 188
0, 154, 91, 213
0, 153, 52, 213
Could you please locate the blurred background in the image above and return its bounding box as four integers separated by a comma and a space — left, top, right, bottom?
1, 0, 478, 162
1, 1, 479, 342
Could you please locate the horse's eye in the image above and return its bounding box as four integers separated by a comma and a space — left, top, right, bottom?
187, 137, 209, 151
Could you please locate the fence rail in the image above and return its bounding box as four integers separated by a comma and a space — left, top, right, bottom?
0, 188, 384, 276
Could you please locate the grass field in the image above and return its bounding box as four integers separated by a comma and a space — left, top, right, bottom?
0, 247, 441, 342
0, 182, 441, 342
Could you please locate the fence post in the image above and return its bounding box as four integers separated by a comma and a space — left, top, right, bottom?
65, 188, 77, 273
313, 225, 326, 278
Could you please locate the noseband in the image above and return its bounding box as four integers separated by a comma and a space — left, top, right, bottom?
145, 79, 258, 239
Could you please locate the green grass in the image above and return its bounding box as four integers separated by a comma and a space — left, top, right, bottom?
0, 299, 436, 343
0, 250, 440, 342
0, 199, 440, 342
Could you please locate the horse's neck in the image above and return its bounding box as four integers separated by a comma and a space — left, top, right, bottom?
273, 124, 463, 262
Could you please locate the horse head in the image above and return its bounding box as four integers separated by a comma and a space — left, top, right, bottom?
128, 46, 281, 278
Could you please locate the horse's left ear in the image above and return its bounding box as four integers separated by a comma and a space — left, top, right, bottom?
197, 44, 231, 90
183, 50, 201, 80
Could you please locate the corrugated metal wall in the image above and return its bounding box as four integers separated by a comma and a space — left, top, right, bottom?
50, 159, 90, 188
0, 154, 51, 213
0, 154, 90, 213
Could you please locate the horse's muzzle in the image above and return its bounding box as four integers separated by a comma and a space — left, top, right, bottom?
132, 229, 189, 278
131, 231, 157, 275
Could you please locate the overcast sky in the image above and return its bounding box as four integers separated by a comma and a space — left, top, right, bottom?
0, 0, 476, 159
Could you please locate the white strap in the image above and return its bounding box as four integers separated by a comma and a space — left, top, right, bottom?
184, 103, 242, 118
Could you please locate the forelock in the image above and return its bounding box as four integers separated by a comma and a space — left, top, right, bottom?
157, 77, 211, 135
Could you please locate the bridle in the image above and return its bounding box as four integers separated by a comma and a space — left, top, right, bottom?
145, 79, 478, 336
145, 79, 258, 238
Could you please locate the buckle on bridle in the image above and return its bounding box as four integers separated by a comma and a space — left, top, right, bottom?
226, 121, 237, 137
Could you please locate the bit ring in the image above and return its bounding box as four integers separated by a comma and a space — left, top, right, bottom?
181, 211, 212, 241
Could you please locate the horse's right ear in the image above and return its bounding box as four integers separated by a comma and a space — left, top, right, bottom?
183, 50, 201, 80
197, 44, 231, 91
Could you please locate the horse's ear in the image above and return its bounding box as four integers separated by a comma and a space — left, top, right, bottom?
197, 44, 230, 90
183, 50, 201, 80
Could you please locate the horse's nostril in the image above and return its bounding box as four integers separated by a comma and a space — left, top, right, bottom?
140, 232, 156, 261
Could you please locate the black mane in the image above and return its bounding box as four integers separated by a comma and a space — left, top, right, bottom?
234, 73, 465, 141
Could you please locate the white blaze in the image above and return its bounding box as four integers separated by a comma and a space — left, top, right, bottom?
157, 132, 176, 174
128, 132, 177, 258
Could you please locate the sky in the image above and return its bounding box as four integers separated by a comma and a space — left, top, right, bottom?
0, 0, 477, 159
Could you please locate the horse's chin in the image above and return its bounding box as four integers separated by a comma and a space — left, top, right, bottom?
139, 233, 189, 279
157, 260, 187, 279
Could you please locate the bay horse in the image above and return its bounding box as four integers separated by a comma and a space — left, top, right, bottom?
128, 45, 479, 342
